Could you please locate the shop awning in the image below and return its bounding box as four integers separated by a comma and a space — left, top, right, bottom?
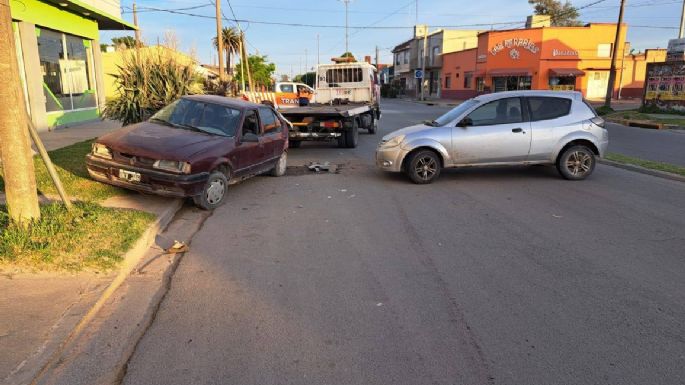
549, 68, 585, 77
488, 68, 532, 77
42, 0, 137, 30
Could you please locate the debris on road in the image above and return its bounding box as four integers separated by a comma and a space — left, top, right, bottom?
308, 162, 338, 173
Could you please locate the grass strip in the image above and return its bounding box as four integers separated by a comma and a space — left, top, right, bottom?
0, 202, 154, 272
605, 153, 685, 177
0, 140, 127, 202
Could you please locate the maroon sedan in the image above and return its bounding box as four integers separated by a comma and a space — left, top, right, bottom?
86, 95, 289, 209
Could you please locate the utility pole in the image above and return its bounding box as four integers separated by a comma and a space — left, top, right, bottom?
339, 0, 352, 54
317, 33, 320, 65
604, 0, 625, 108
415, 0, 418, 25
420, 26, 428, 101
215, 0, 225, 81
375, 45, 379, 68
133, 1, 141, 47
0, 0, 40, 224
305, 48, 308, 73
680, 0, 685, 38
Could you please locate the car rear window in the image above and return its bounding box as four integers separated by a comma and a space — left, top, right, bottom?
527, 97, 572, 121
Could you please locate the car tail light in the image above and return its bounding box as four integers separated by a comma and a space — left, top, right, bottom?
591, 117, 605, 128
320, 121, 341, 128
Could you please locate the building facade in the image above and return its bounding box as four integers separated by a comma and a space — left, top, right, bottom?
440, 22, 664, 100
11, 0, 134, 131
391, 39, 412, 95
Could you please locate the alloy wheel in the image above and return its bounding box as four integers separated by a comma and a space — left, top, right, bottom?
415, 156, 438, 181
565, 150, 593, 177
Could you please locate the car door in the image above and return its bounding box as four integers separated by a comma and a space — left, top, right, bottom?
451, 97, 532, 165
235, 109, 267, 174
257, 107, 285, 159
524, 96, 575, 162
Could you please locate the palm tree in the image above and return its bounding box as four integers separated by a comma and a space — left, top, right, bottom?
212, 27, 240, 77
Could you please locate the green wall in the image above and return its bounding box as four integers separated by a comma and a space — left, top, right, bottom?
47, 109, 100, 128
10, 0, 99, 39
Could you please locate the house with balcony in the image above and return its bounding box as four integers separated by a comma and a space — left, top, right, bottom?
391, 39, 412, 95
10, 0, 135, 131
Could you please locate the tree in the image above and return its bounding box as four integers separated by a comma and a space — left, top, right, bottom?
111, 36, 137, 49
235, 55, 276, 89
212, 27, 240, 77
528, 0, 581, 27
294, 72, 316, 87
340, 51, 357, 61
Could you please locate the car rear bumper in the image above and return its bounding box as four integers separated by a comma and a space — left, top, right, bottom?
85, 155, 209, 198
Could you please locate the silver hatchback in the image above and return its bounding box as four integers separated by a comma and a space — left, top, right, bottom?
376, 91, 608, 184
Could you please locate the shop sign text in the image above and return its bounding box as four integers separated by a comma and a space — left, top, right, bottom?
491, 38, 540, 57
552, 49, 579, 57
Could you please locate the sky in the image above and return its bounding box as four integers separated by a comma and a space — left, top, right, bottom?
102, 0, 684, 79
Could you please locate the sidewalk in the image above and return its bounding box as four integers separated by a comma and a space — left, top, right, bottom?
1, 120, 183, 385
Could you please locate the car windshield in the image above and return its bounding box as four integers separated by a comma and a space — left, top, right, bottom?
431, 100, 479, 126
150, 99, 242, 137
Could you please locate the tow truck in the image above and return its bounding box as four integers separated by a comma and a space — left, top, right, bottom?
279, 60, 381, 148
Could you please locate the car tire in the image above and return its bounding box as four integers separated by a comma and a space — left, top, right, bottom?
557, 145, 596, 180
289, 140, 302, 148
345, 119, 359, 148
193, 171, 228, 210
406, 150, 441, 184
270, 151, 287, 177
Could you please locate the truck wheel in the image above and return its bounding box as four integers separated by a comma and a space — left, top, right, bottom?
289, 140, 301, 148
337, 130, 347, 148
368, 118, 378, 135
193, 171, 228, 210
345, 119, 359, 148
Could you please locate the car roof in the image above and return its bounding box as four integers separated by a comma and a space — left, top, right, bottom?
473, 90, 582, 103
181, 95, 264, 110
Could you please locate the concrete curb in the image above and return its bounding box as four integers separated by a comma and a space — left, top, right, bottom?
599, 159, 685, 183
24, 198, 183, 385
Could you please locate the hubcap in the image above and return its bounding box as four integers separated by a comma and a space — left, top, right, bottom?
566, 151, 592, 176
206, 178, 225, 204
415, 156, 437, 180
279, 153, 287, 173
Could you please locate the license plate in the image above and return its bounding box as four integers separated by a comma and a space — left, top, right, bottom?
118, 169, 141, 182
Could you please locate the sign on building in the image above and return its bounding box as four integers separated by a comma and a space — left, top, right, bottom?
644, 61, 685, 112
414, 70, 424, 79
667, 38, 685, 62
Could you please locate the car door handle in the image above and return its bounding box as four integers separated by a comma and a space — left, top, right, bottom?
512, 128, 524, 133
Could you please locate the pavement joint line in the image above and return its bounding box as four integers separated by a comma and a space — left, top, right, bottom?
28, 198, 184, 385
598, 159, 685, 183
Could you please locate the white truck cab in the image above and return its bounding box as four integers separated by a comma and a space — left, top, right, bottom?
314, 62, 380, 105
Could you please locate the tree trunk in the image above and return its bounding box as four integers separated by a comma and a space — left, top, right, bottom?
0, 0, 41, 224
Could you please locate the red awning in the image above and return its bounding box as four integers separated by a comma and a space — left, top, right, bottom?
549, 68, 586, 77
488, 68, 532, 77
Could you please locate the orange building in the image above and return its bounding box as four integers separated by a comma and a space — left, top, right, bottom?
440, 22, 666, 100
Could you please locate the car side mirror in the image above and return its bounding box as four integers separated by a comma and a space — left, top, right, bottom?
457, 117, 473, 128
242, 132, 259, 142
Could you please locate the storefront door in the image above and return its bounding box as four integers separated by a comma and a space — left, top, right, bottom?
586, 71, 609, 99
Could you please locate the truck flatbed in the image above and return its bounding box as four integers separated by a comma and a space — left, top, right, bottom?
281, 104, 372, 118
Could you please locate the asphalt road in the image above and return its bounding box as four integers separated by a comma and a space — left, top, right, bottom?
123, 99, 685, 385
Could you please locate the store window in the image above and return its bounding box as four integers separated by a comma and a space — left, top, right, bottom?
493, 76, 532, 92
549, 76, 576, 91
37, 28, 97, 113
597, 43, 612, 58
476, 77, 485, 92
444, 73, 451, 89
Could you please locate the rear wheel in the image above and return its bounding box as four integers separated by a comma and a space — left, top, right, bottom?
345, 119, 359, 148
406, 150, 441, 184
368, 117, 378, 135
557, 145, 596, 180
270, 151, 287, 177
193, 171, 228, 210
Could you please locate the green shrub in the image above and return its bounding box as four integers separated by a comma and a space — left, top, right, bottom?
102, 50, 200, 125
595, 105, 615, 116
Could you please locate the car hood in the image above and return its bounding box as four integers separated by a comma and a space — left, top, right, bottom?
97, 122, 227, 160
382, 123, 433, 141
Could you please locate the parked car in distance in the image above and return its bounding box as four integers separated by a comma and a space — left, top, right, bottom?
86, 95, 289, 209
376, 90, 608, 184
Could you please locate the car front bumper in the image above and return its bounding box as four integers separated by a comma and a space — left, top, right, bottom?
375, 145, 408, 173
85, 155, 209, 198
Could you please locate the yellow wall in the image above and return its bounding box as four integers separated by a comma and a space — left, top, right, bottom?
442, 30, 480, 54
102, 46, 197, 99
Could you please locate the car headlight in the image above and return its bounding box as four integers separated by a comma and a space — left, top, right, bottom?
153, 160, 191, 174
380, 135, 405, 148
92, 143, 112, 160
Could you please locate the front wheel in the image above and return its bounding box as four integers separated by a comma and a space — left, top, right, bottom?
271, 151, 287, 177
557, 145, 596, 180
406, 150, 441, 184
193, 171, 228, 210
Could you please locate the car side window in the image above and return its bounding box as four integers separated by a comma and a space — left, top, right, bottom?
466, 97, 523, 126
258, 107, 282, 134
280, 84, 294, 93
241, 110, 261, 137
527, 97, 572, 121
